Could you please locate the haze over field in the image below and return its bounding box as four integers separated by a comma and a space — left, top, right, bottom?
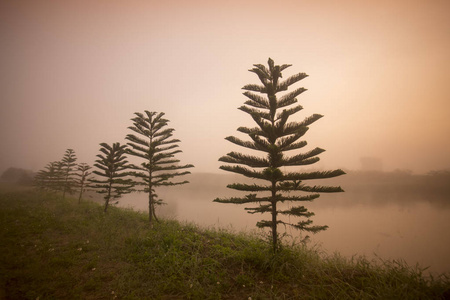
1, 0, 450, 174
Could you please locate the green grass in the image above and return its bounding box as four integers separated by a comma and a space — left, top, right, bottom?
0, 185, 449, 299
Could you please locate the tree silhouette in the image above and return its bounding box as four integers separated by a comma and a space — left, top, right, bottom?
90, 143, 134, 212
34, 161, 64, 192
75, 163, 92, 203
214, 58, 345, 251
61, 149, 77, 199
126, 111, 194, 226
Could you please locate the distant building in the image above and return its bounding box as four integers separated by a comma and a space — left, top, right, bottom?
360, 157, 383, 172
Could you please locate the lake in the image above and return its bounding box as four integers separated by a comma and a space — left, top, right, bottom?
118, 171, 450, 275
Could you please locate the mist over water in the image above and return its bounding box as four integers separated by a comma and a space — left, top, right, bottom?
117, 171, 450, 275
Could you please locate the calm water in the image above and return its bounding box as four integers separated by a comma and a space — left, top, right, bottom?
118, 172, 450, 275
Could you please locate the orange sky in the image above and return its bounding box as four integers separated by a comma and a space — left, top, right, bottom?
1, 0, 449, 174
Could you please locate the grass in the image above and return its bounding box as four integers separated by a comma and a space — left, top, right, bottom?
0, 185, 449, 299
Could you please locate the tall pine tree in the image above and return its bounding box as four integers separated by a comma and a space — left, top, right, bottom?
126, 111, 194, 226
61, 149, 77, 199
75, 163, 92, 203
214, 58, 345, 251
90, 143, 134, 212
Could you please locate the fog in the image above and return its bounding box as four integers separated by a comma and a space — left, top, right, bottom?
1, 0, 450, 276
114, 171, 450, 275
1, 0, 450, 175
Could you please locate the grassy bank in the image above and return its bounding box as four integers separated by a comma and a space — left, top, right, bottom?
0, 186, 449, 299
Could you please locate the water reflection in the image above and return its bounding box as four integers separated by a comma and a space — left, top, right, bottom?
118, 171, 450, 275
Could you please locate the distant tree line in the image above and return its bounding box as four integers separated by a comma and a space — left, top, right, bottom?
32, 110, 194, 225
336, 169, 450, 199
34, 149, 93, 203
0, 167, 34, 185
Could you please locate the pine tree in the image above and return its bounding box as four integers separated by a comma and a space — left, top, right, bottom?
34, 163, 52, 191
52, 161, 65, 192
34, 161, 64, 192
61, 149, 77, 199
75, 163, 92, 203
214, 58, 345, 251
126, 111, 194, 226
90, 143, 134, 212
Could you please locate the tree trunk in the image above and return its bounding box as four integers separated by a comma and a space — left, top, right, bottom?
63, 172, 69, 199
78, 181, 84, 204
104, 182, 112, 212
148, 183, 154, 227
271, 203, 278, 252
271, 181, 278, 252
153, 206, 159, 223
104, 196, 110, 212
62, 179, 67, 199
148, 166, 157, 227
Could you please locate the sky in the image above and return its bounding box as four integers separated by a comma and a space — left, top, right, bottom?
1, 0, 450, 175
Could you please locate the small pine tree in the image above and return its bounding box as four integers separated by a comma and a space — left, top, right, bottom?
52, 161, 65, 193
61, 149, 77, 199
34, 163, 53, 191
34, 161, 64, 192
75, 163, 92, 203
90, 143, 134, 212
214, 58, 345, 251
126, 111, 194, 226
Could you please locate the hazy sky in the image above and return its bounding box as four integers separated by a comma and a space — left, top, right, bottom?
1, 0, 449, 175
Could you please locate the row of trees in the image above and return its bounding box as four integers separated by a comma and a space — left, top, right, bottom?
34, 149, 92, 203
34, 58, 345, 251
35, 112, 194, 226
